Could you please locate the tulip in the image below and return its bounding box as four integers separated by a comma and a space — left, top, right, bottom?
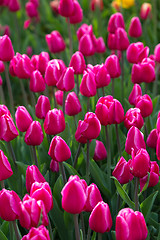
126, 42, 144, 64
105, 54, 121, 78
83, 183, 103, 212
116, 208, 148, 240
128, 17, 142, 38
0, 114, 19, 142
0, 104, 11, 117
80, 70, 96, 97
93, 64, 111, 89
154, 43, 160, 63
30, 70, 46, 92
140, 3, 152, 20
107, 33, 117, 50
24, 121, 44, 146
15, 106, 33, 132
0, 150, 13, 181
19, 195, 48, 229
8, 0, 20, 11
25, 2, 38, 18
94, 37, 106, 53
58, 0, 74, 17
69, 0, 83, 24
21, 225, 50, 240
112, 157, 133, 184
130, 148, 150, 178
69, 51, 86, 75
124, 108, 144, 130
0, 189, 21, 221
44, 109, 65, 135
26, 46, 33, 56
50, 0, 59, 14
65, 92, 82, 116
89, 201, 112, 233
55, 90, 63, 106
156, 111, 160, 132
30, 182, 53, 213
146, 129, 158, 149
112, 0, 134, 9
46, 31, 66, 54
35, 95, 51, 119
115, 27, 129, 51
37, 52, 50, 75
78, 33, 95, 56
76, 24, 93, 41
48, 136, 71, 162
107, 12, 125, 34
0, 35, 14, 62
156, 133, 160, 160
61, 175, 86, 214
50, 159, 59, 172
135, 94, 153, 118
0, 61, 5, 73
56, 67, 75, 92
90, 0, 103, 11
128, 84, 142, 106
93, 140, 107, 161
125, 126, 146, 155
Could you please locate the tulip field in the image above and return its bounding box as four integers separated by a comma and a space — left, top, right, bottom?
0, 0, 160, 239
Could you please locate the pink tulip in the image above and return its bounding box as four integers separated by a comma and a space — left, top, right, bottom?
156, 133, 160, 160
69, 0, 83, 24
90, 0, 103, 11
37, 52, 50, 75
146, 129, 158, 149
95, 37, 106, 53
0, 104, 11, 117
128, 17, 142, 38
127, 42, 144, 63
89, 201, 112, 233
21, 225, 50, 240
156, 111, 160, 132
61, 175, 86, 214
15, 106, 33, 132
154, 43, 160, 63
76, 24, 93, 41
93, 64, 111, 88
55, 90, 63, 106
128, 84, 142, 106
80, 70, 96, 97
116, 208, 148, 240
112, 157, 133, 184
44, 109, 65, 135
58, 0, 74, 17
0, 114, 19, 142
65, 92, 82, 116
35, 95, 51, 119
46, 31, 66, 54
24, 121, 44, 146
0, 150, 13, 181
56, 67, 75, 92
48, 136, 71, 162
93, 140, 107, 161
135, 94, 153, 118
50, 159, 59, 172
124, 108, 144, 130
0, 61, 5, 73
26, 46, 33, 56
0, 189, 21, 221
69, 51, 86, 74
115, 27, 129, 51
78, 33, 95, 56
30, 70, 46, 92
125, 126, 146, 155
140, 3, 152, 20
0, 35, 14, 62
105, 54, 121, 78
8, 0, 20, 11
107, 33, 117, 50
107, 12, 125, 34
25, 2, 38, 18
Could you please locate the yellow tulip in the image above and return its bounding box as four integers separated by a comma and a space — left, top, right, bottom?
113, 0, 135, 9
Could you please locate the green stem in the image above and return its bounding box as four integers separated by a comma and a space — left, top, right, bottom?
73, 143, 82, 168
63, 91, 66, 117
76, 75, 79, 96
73, 214, 80, 240
19, 79, 28, 107
80, 212, 86, 240
59, 162, 67, 184
121, 51, 124, 106
0, 180, 5, 189
102, 87, 105, 97
134, 177, 139, 211
52, 87, 57, 109
115, 124, 122, 157
105, 125, 111, 191
112, 78, 114, 97
152, 0, 157, 45
86, 140, 90, 184
98, 232, 102, 240
87, 97, 90, 112
6, 141, 17, 167
67, 18, 73, 58
73, 115, 77, 129
4, 63, 14, 116
48, 217, 53, 240
12, 220, 21, 240
0, 86, 6, 104
32, 146, 39, 168
87, 226, 92, 240
9, 222, 14, 240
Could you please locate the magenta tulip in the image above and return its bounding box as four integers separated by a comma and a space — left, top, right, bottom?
35, 95, 51, 119
69, 51, 86, 74
58, 0, 74, 17
21, 225, 50, 240
146, 129, 158, 149
124, 108, 144, 130
0, 35, 14, 62
107, 12, 125, 34
46, 31, 66, 54
37, 51, 50, 75
80, 70, 96, 97
105, 54, 121, 78
93, 140, 107, 161
0, 150, 13, 181
128, 17, 142, 38
128, 84, 142, 106
65, 92, 82, 116
30, 70, 46, 92
15, 106, 33, 132
24, 121, 44, 146
56, 67, 75, 92
115, 27, 129, 51
135, 94, 153, 118
69, 0, 83, 24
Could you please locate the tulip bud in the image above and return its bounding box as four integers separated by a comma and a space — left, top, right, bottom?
95, 37, 106, 53
8, 0, 20, 12
56, 67, 75, 92
0, 104, 11, 117
48, 136, 71, 162
126, 42, 144, 64
30, 182, 53, 213
58, 0, 74, 17
135, 94, 153, 118
0, 150, 13, 181
128, 17, 142, 38
24, 121, 44, 146
116, 208, 148, 240
55, 90, 63, 106
0, 35, 14, 62
115, 27, 129, 51
26, 165, 46, 193
0, 114, 19, 142
0, 61, 5, 73
93, 140, 107, 161
124, 108, 144, 130
78, 33, 95, 56
107, 33, 117, 50
80, 70, 96, 97
0, 76, 2, 85
61, 175, 86, 214
84, 183, 103, 212
140, 3, 152, 20
128, 84, 142, 106
105, 54, 121, 78
76, 24, 93, 41
154, 43, 160, 63
50, 0, 59, 14
44, 109, 65, 135
21, 225, 50, 240
50, 159, 59, 172
65, 92, 82, 116
156, 133, 160, 160
46, 31, 66, 54
26, 46, 33, 56
89, 201, 112, 233
37, 52, 50, 75
107, 13, 125, 34
69, 51, 86, 74
125, 126, 146, 155
35, 95, 51, 119
147, 129, 158, 149
69, 0, 83, 24
0, 189, 21, 221
93, 64, 111, 89
30, 70, 46, 92
15, 106, 33, 132
25, 2, 38, 18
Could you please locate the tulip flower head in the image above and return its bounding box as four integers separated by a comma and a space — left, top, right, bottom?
124, 108, 144, 130
15, 106, 33, 132
0, 150, 13, 181
21, 225, 50, 240
128, 17, 142, 38
35, 95, 51, 119
93, 140, 107, 161
24, 121, 44, 146
0, 35, 14, 62
140, 3, 152, 20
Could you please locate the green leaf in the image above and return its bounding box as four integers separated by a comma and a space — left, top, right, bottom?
0, 229, 8, 240
111, 177, 135, 209
0, 221, 9, 236
138, 172, 150, 197
63, 162, 80, 177
91, 231, 96, 240
140, 191, 158, 222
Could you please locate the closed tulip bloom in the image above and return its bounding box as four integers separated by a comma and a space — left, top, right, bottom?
84, 183, 103, 212
128, 17, 142, 38
0, 104, 11, 117
130, 148, 150, 178
0, 150, 13, 181
24, 121, 44, 146
140, 3, 152, 20
26, 165, 46, 193
46, 31, 66, 54
135, 94, 153, 118
107, 13, 125, 34
126, 42, 144, 64
21, 225, 50, 240
140, 58, 155, 83
0, 189, 21, 221
19, 195, 48, 229
112, 157, 133, 184
76, 24, 93, 41
48, 136, 71, 162
25, 2, 38, 18
105, 54, 121, 78
61, 175, 86, 214
156, 133, 160, 160
154, 43, 160, 63
93, 140, 107, 161
95, 37, 106, 53
0, 76, 2, 85
69, 51, 86, 74
55, 90, 63, 106
69, 0, 83, 24
8, 0, 20, 12
115, 27, 129, 51
15, 106, 33, 132
30, 70, 46, 92
89, 201, 112, 233
0, 114, 19, 142
35, 95, 51, 119
116, 208, 148, 240
107, 33, 117, 50
147, 129, 158, 149
79, 33, 95, 56
124, 108, 144, 130
44, 109, 65, 135
56, 67, 75, 92
50, 159, 59, 172
0, 61, 5, 73
128, 84, 142, 106
125, 126, 146, 155
58, 0, 74, 17
30, 182, 53, 213
37, 52, 50, 75
65, 92, 82, 116
0, 35, 14, 62
80, 70, 96, 97
93, 64, 111, 88
138, 46, 149, 62
156, 111, 160, 132
45, 59, 66, 86
90, 0, 103, 11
